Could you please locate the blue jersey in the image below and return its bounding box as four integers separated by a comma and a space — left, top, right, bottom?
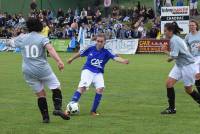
80, 45, 117, 73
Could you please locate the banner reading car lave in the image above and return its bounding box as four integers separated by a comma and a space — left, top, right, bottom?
83, 39, 139, 54
161, 6, 190, 34
137, 39, 169, 53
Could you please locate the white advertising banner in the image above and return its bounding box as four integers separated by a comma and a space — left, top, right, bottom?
161, 6, 190, 34
82, 39, 139, 54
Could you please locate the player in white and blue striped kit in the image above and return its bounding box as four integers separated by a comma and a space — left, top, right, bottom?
66, 33, 129, 116
14, 18, 70, 123
161, 22, 200, 114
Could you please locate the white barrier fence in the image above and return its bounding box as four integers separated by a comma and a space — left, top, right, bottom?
0, 38, 15, 52
83, 39, 139, 54
0, 38, 139, 54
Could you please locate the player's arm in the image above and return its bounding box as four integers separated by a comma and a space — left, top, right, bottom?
161, 41, 179, 62
67, 52, 81, 64
45, 44, 64, 71
162, 50, 174, 62
113, 56, 129, 64
67, 46, 92, 64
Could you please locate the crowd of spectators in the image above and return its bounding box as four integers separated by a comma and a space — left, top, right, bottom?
0, 0, 198, 40
0, 3, 160, 40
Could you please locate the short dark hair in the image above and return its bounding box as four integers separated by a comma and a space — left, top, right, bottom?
190, 20, 199, 31
96, 33, 106, 41
26, 17, 43, 32
164, 22, 183, 35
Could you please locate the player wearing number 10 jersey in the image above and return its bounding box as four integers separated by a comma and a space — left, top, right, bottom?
14, 18, 70, 123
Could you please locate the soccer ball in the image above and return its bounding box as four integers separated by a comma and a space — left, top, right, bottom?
66, 102, 80, 115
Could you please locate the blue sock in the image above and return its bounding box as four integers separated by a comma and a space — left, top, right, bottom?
91, 93, 102, 112
71, 91, 81, 102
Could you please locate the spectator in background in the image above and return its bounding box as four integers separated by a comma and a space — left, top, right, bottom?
87, 6, 93, 19
80, 8, 88, 24
47, 9, 54, 21
94, 9, 102, 23
67, 8, 73, 16
164, 0, 172, 6
149, 25, 159, 38
132, 27, 141, 38
30, 0, 37, 11
138, 22, 146, 38
176, 0, 184, 6
41, 22, 50, 37
112, 7, 119, 19
18, 14, 25, 24
81, 8, 87, 18
190, 0, 199, 16
57, 8, 64, 18
147, 8, 155, 19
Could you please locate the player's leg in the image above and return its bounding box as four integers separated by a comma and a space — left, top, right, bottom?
185, 86, 200, 104
182, 64, 200, 105
71, 69, 94, 102
161, 77, 177, 114
24, 73, 50, 123
194, 61, 200, 93
91, 88, 104, 116
91, 73, 105, 116
44, 73, 70, 120
161, 65, 181, 114
71, 87, 87, 102
36, 89, 50, 123
195, 73, 200, 93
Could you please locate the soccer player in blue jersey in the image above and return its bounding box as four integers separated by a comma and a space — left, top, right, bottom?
66, 33, 129, 116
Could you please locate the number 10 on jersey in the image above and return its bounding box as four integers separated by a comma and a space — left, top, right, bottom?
25, 45, 39, 58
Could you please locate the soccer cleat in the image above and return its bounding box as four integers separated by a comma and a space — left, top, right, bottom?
53, 110, 70, 120
90, 112, 100, 116
42, 118, 50, 123
161, 107, 176, 115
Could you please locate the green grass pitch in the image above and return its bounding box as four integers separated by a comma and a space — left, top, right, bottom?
0, 53, 200, 134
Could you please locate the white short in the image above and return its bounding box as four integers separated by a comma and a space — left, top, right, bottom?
190, 2, 198, 9
78, 69, 105, 89
24, 73, 60, 93
169, 64, 196, 86
194, 56, 200, 74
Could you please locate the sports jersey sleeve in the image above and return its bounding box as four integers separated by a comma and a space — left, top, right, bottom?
41, 37, 50, 47
107, 49, 118, 59
79, 46, 92, 57
170, 40, 180, 58
185, 34, 189, 46
14, 34, 25, 48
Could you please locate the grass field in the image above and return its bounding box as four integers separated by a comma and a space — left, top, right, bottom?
1, 53, 200, 134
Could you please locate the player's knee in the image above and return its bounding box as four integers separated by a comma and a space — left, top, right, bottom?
36, 89, 46, 98
166, 80, 174, 88
184, 86, 193, 94
78, 87, 87, 94
196, 73, 200, 80
96, 88, 104, 94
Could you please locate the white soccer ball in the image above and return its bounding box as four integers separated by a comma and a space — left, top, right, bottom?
66, 102, 80, 114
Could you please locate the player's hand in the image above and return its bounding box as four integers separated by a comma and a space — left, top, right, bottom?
67, 58, 73, 64
123, 59, 129, 64
57, 61, 64, 71
161, 44, 169, 53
